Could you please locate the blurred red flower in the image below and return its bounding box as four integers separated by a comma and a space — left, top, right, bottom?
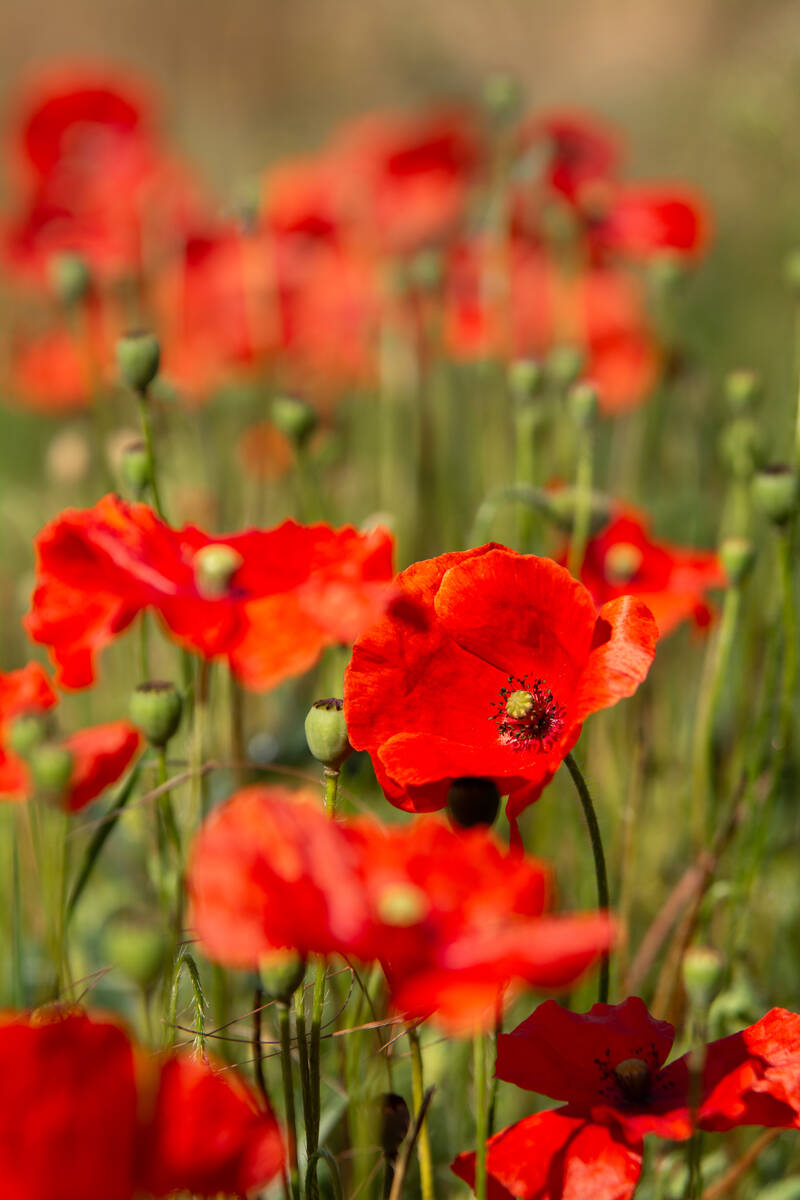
0, 1006, 283, 1200
562, 509, 726, 635
26, 494, 395, 691
344, 546, 657, 825
188, 786, 613, 1031
8, 301, 113, 413
0, 662, 140, 809
452, 998, 800, 1198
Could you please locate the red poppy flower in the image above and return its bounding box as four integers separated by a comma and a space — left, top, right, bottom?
344, 546, 657, 824
26, 494, 394, 691
452, 998, 800, 1198
0, 663, 58, 799
188, 787, 613, 1032
9, 300, 113, 413
563, 509, 726, 636
0, 1006, 283, 1200
517, 110, 623, 205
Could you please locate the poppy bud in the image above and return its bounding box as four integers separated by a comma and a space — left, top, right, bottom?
116, 330, 161, 394
271, 395, 317, 448
544, 345, 585, 390
258, 951, 307, 1003
30, 744, 74, 797
129, 681, 183, 747
507, 358, 543, 404
120, 440, 151, 494
447, 777, 501, 829
724, 369, 761, 414
784, 248, 800, 296
719, 537, 755, 585
648, 253, 688, 296
193, 544, 243, 596
483, 71, 522, 124
304, 698, 352, 768
48, 252, 90, 307
567, 381, 598, 427
752, 464, 799, 526
105, 913, 169, 990
682, 945, 725, 1010
379, 1092, 411, 1162
8, 712, 50, 758
718, 417, 766, 480
407, 249, 443, 292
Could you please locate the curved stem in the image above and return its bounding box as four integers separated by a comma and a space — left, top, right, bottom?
136, 392, 166, 521
408, 1025, 435, 1200
564, 753, 610, 1004
278, 1001, 301, 1200
473, 1031, 488, 1200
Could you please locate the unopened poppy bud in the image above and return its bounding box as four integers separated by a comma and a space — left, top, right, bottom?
116, 330, 161, 394
407, 249, 443, 292
304, 698, 352, 768
120, 440, 151, 494
682, 945, 725, 1010
377, 883, 429, 926
784, 248, 800, 295
613, 1057, 650, 1103
567, 381, 598, 426
105, 914, 169, 990
194, 544, 243, 596
724, 369, 762, 414
8, 712, 50, 758
648, 253, 687, 296
379, 1092, 411, 1162
719, 537, 755, 585
483, 71, 522, 124
752, 464, 799, 525
48, 252, 90, 307
30, 744, 73, 797
544, 345, 585, 390
129, 681, 183, 747
719, 417, 766, 480
271, 395, 317, 447
508, 358, 543, 404
258, 951, 306, 1003
447, 777, 501, 829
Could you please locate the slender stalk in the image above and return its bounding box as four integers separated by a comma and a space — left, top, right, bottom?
408, 1025, 435, 1200
252, 987, 270, 1110
136, 392, 166, 520
229, 667, 247, 787
473, 1032, 488, 1200
279, 1001, 301, 1200
11, 810, 24, 1007
691, 585, 741, 847
138, 611, 151, 680
567, 422, 593, 578
563, 753, 610, 1003
66, 764, 142, 926
156, 747, 182, 861
777, 529, 797, 758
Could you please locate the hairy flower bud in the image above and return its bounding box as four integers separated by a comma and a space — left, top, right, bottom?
258, 951, 307, 1003
120, 440, 151, 494
752, 464, 799, 526
129, 681, 183, 747
49, 252, 90, 307
544, 345, 585, 390
447, 777, 501, 829
724, 369, 762, 414
116, 330, 161, 394
30, 744, 74, 797
719, 537, 755, 585
304, 698, 352, 769
508, 358, 543, 404
568, 381, 599, 427
105, 913, 169, 990
8, 712, 50, 758
271, 395, 317, 447
682, 945, 725, 1010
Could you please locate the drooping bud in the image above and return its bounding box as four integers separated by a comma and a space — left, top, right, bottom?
604, 542, 644, 584
129, 681, 183, 747
567, 381, 598, 427
116, 330, 161, 394
30, 744, 74, 798
508, 358, 543, 405
271, 395, 317, 448
752, 464, 799, 526
377, 883, 429, 927
483, 71, 522, 125
379, 1092, 411, 1163
447, 777, 501, 829
193, 544, 243, 596
104, 913, 169, 990
544, 345, 585, 390
648, 252, 688, 297
719, 537, 755, 585
48, 252, 90, 307
724, 369, 762, 414
304, 698, 352, 769
120, 440, 152, 494
718, 417, 767, 480
613, 1057, 650, 1103
682, 945, 725, 1010
258, 951, 307, 1004
8, 712, 51, 758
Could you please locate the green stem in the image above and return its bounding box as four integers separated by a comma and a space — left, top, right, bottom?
136, 392, 166, 520
408, 1025, 435, 1200
156, 747, 182, 861
567, 424, 593, 578
691, 585, 741, 846
473, 1032, 488, 1200
65, 764, 142, 926
11, 810, 24, 1007
294, 981, 313, 1133
138, 611, 150, 680
305, 961, 326, 1200
777, 529, 797, 758
278, 1002, 301, 1200
564, 753, 610, 1004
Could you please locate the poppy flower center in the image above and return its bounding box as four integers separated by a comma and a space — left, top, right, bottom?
604, 542, 643, 584
613, 1056, 651, 1103
490, 676, 566, 751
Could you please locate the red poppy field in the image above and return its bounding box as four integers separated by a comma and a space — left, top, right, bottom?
2, 16, 800, 1199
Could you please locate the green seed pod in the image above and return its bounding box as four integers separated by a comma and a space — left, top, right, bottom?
719, 537, 755, 585
258, 952, 307, 1003
193, 544, 243, 596
30, 744, 74, 797
567, 381, 599, 427
48, 252, 90, 307
544, 345, 585, 390
724, 368, 762, 414
120, 440, 151, 494
304, 698, 352, 769
271, 395, 317, 447
482, 71, 522, 125
447, 777, 501, 829
682, 945, 725, 1010
116, 330, 161, 394
129, 681, 183, 747
8, 712, 50, 758
105, 913, 170, 990
507, 358, 543, 404
752, 464, 799, 526
718, 416, 767, 480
